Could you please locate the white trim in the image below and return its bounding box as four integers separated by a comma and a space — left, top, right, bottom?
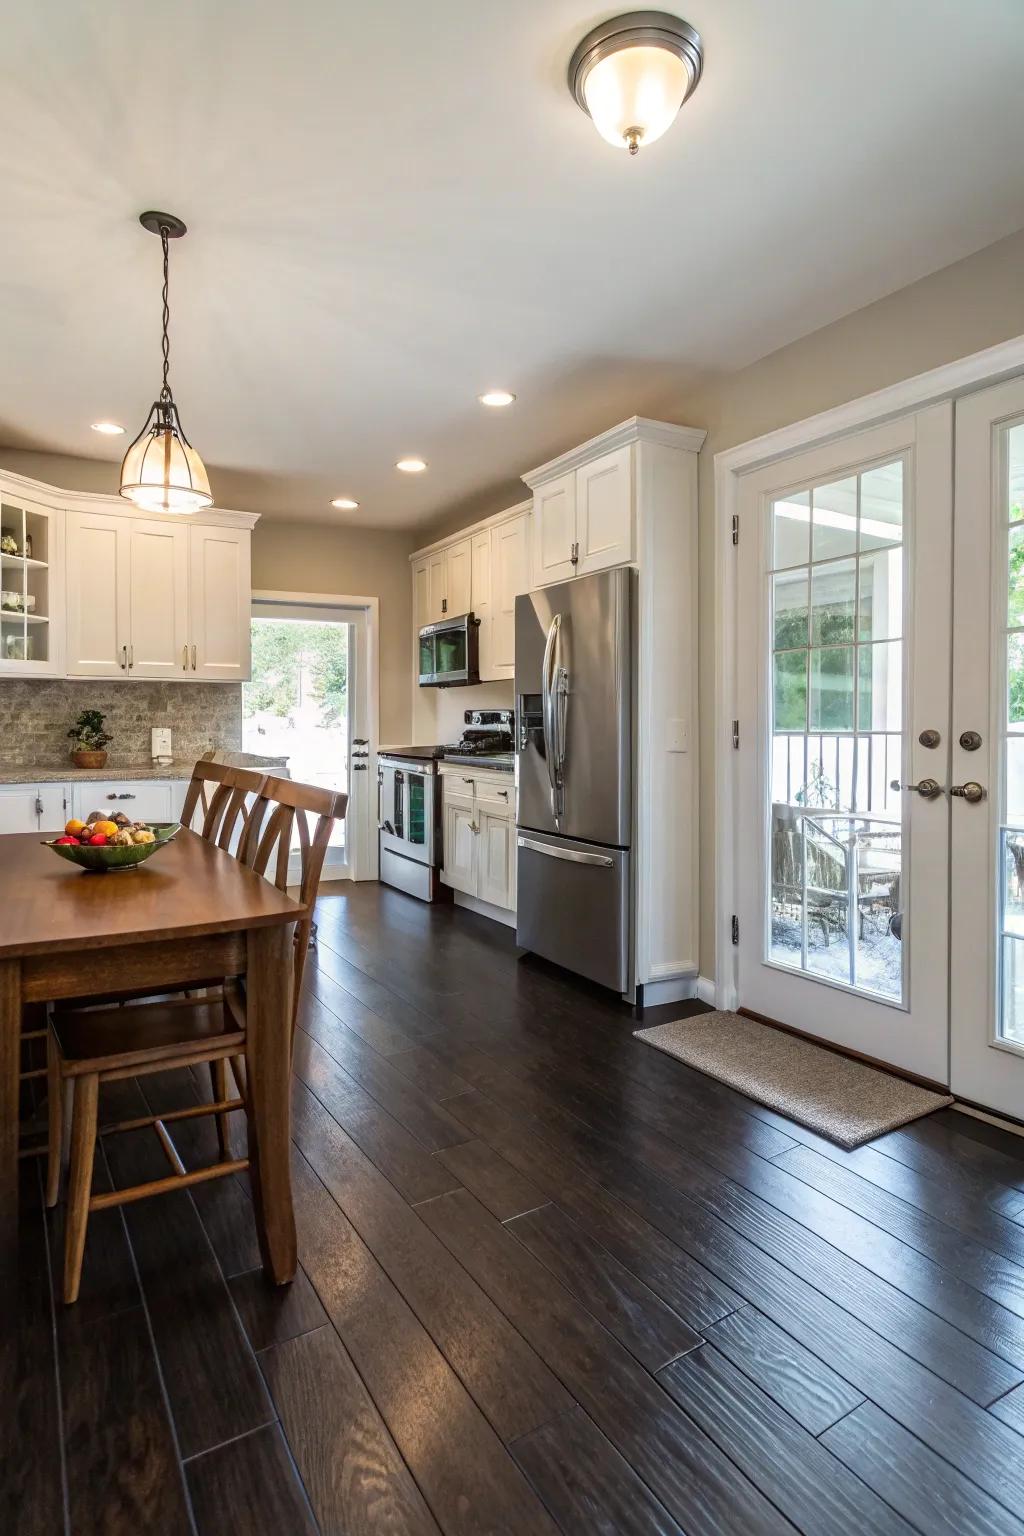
951, 1101, 1024, 1139
453, 890, 516, 928
696, 975, 717, 1006
250, 588, 380, 883
639, 974, 699, 1007
410, 498, 531, 561
0, 464, 260, 529
714, 332, 1024, 1012
523, 415, 707, 488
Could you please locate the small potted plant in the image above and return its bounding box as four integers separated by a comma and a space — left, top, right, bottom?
67, 709, 112, 770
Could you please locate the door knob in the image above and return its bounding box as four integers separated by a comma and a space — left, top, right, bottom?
951, 781, 986, 803
890, 777, 943, 800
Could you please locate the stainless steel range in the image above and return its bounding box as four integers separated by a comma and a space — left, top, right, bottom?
378, 710, 514, 901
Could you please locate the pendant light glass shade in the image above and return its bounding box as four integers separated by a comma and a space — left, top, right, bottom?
568, 12, 703, 155
120, 211, 213, 514
120, 398, 212, 514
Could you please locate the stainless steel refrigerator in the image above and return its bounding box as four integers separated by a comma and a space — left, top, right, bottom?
515, 565, 633, 992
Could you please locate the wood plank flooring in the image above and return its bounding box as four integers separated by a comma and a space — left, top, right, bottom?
9, 880, 1024, 1535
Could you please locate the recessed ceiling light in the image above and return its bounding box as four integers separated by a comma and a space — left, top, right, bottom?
330, 497, 359, 510
478, 390, 516, 408
396, 457, 428, 473
91, 421, 126, 435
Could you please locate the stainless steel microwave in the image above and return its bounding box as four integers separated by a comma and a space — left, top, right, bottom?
418, 612, 480, 687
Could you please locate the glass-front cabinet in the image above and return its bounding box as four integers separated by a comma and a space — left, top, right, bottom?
0, 495, 61, 676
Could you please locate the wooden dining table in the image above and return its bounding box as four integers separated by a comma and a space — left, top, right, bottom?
0, 827, 302, 1283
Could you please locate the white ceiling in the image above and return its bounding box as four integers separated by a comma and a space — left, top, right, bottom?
1, 0, 1022, 528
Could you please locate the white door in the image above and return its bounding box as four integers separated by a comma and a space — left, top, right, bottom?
128, 519, 189, 678
576, 445, 634, 574
735, 406, 953, 1082
532, 472, 577, 587
477, 808, 513, 909
189, 525, 251, 680
446, 537, 473, 617
950, 378, 1024, 1117
442, 796, 477, 895
66, 512, 131, 676
492, 514, 530, 678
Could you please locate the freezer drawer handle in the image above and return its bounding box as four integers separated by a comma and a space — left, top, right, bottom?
517, 835, 613, 868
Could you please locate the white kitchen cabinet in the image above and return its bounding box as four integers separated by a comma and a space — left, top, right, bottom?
576, 445, 633, 573
0, 783, 67, 833
531, 471, 577, 588
490, 510, 530, 677
70, 778, 187, 825
427, 551, 447, 623
0, 496, 63, 677
188, 524, 251, 680
445, 536, 472, 616
439, 768, 515, 914
66, 511, 131, 676
442, 798, 477, 895
412, 557, 430, 633
471, 531, 493, 678
128, 518, 190, 678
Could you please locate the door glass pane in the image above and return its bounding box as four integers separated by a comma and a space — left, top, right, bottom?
408, 774, 426, 845
998, 423, 1024, 1045
243, 616, 350, 863
767, 458, 905, 1002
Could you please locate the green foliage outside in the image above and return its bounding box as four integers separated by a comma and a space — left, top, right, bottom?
243, 620, 348, 725
773, 585, 858, 734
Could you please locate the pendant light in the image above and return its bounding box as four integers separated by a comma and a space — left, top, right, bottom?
568, 11, 703, 155
120, 212, 212, 514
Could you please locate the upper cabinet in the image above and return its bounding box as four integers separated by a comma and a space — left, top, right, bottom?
411, 502, 530, 684
527, 442, 633, 588
0, 468, 258, 683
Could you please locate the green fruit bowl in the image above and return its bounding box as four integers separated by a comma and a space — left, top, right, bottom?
43, 824, 180, 873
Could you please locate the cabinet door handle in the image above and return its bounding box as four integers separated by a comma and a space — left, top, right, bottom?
497, 789, 509, 799
119, 792, 136, 800
183, 645, 189, 671
462, 776, 475, 784
191, 644, 197, 671
120, 645, 128, 670
442, 598, 448, 614
128, 645, 134, 670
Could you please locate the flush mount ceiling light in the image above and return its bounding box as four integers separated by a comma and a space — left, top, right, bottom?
331, 497, 360, 509
568, 11, 703, 155
91, 421, 125, 435
119, 211, 213, 515
478, 390, 516, 408
396, 457, 428, 473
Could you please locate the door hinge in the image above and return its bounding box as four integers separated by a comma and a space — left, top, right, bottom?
732, 513, 739, 546
731, 914, 739, 946
732, 719, 739, 749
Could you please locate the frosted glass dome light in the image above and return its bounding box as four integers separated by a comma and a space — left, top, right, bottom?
568, 12, 703, 155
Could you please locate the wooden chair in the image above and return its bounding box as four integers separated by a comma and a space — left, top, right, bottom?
45, 775, 347, 1304
180, 757, 268, 851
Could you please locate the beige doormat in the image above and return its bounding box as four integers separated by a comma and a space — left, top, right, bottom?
633, 1011, 953, 1149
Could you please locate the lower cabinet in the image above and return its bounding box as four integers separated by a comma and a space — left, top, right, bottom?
440, 770, 515, 913
0, 784, 67, 834
70, 778, 188, 825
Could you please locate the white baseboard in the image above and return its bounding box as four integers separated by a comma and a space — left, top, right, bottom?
696, 975, 717, 1006
453, 891, 517, 929
640, 974, 698, 1007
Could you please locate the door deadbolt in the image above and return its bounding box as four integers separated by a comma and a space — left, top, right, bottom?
959, 730, 982, 752
918, 729, 941, 749
950, 781, 986, 803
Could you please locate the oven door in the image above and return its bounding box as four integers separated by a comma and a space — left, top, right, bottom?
379, 761, 435, 866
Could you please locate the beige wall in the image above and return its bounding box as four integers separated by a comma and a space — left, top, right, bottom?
677, 225, 1024, 981
0, 449, 417, 746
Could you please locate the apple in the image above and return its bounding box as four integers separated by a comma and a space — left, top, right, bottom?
88, 833, 109, 846
54, 836, 80, 845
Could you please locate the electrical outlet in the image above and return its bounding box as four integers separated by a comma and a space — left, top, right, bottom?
151, 727, 172, 760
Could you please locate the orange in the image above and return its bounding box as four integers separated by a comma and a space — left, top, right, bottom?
91, 820, 119, 839
65, 819, 86, 837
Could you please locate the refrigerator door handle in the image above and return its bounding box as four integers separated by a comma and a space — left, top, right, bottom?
542, 613, 567, 818
517, 835, 613, 868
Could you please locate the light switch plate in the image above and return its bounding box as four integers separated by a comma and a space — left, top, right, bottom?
666, 718, 688, 753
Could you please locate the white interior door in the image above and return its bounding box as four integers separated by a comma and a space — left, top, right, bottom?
735, 406, 953, 1083
950, 377, 1024, 1117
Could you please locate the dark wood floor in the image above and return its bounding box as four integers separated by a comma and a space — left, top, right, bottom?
10, 880, 1024, 1535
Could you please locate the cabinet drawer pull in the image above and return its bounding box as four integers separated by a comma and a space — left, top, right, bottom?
462, 776, 475, 784
119, 792, 136, 800
497, 789, 509, 799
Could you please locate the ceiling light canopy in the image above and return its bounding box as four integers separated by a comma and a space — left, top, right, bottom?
568, 11, 703, 155
396, 457, 427, 473
91, 421, 125, 435
120, 212, 212, 515
479, 390, 516, 408
331, 497, 359, 509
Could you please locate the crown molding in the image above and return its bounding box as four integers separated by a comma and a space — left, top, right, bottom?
409, 497, 532, 561
522, 416, 707, 489
0, 463, 260, 530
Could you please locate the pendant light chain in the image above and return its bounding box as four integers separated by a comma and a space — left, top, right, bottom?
159, 223, 172, 404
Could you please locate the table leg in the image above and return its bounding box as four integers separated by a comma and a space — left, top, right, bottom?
0, 958, 22, 1280
245, 923, 296, 1284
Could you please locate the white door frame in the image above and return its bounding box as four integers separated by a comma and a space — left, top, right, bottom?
715, 333, 1024, 1014
250, 589, 380, 882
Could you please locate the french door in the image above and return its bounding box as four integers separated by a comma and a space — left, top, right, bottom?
736, 379, 1024, 1114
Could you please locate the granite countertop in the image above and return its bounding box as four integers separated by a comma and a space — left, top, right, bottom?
0, 750, 290, 785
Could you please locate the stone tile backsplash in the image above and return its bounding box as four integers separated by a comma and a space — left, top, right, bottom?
0, 680, 242, 769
